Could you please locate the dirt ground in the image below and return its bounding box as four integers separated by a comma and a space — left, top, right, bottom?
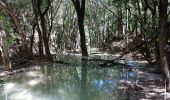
120, 66, 170, 100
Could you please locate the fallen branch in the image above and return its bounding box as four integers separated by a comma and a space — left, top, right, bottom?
100, 41, 146, 66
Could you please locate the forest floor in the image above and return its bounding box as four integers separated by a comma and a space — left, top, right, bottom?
122, 66, 168, 100
114, 53, 169, 100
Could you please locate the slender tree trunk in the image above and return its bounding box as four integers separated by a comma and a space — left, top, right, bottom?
77, 13, 88, 56
153, 6, 159, 63
117, 8, 123, 37
30, 18, 36, 54
32, 0, 53, 61
1, 47, 11, 69
159, 0, 170, 91
32, 0, 44, 57
39, 15, 53, 61
136, 0, 143, 42
37, 24, 44, 58
0, 30, 11, 69
71, 0, 88, 57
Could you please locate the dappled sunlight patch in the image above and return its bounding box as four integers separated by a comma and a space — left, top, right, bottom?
118, 86, 128, 90
148, 84, 156, 88
28, 78, 42, 86
112, 54, 121, 57
165, 93, 170, 99
120, 79, 132, 84
135, 60, 148, 64
137, 70, 144, 75
145, 92, 156, 98
8, 90, 56, 100
26, 71, 43, 77
10, 89, 32, 100
90, 48, 99, 51
153, 88, 165, 93
138, 71, 163, 82
120, 65, 168, 99
69, 53, 82, 56
91, 53, 121, 57
3, 82, 16, 94
0, 71, 8, 77
0, 66, 41, 77
91, 53, 109, 56
57, 89, 65, 96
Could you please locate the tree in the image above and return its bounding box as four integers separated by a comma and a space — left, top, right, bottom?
32, 0, 44, 58
158, 0, 170, 91
0, 0, 27, 47
71, 0, 88, 57
0, 27, 11, 69
0, 0, 29, 69
32, 0, 53, 61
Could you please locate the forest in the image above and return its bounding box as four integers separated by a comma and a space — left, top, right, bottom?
0, 0, 170, 100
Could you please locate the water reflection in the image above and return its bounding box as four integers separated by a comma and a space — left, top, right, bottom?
93, 79, 115, 94
80, 58, 88, 100
0, 56, 137, 100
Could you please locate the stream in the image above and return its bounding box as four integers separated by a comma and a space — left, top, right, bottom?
0, 53, 139, 100
0, 50, 142, 100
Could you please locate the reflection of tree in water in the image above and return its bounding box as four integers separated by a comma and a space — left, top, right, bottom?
37, 63, 81, 100
80, 58, 88, 100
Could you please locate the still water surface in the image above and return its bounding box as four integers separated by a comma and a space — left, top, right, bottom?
0, 55, 137, 100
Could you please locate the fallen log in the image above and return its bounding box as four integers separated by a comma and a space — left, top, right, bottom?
100, 41, 146, 66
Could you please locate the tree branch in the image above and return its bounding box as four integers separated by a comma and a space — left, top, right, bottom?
98, 0, 118, 18
71, 0, 80, 12
42, 0, 51, 15
0, 1, 27, 45
47, 0, 62, 41
144, 0, 154, 14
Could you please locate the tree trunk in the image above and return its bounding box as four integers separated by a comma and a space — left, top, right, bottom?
37, 24, 44, 58
117, 8, 123, 37
159, 0, 170, 91
30, 18, 36, 54
77, 14, 88, 56
40, 15, 53, 61
32, 0, 53, 61
71, 0, 88, 57
0, 30, 11, 69
1, 47, 11, 69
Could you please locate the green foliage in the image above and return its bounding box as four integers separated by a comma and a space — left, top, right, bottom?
0, 12, 18, 48
39, 0, 50, 11
5, 33, 19, 48
0, 12, 13, 33
0, 0, 162, 54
